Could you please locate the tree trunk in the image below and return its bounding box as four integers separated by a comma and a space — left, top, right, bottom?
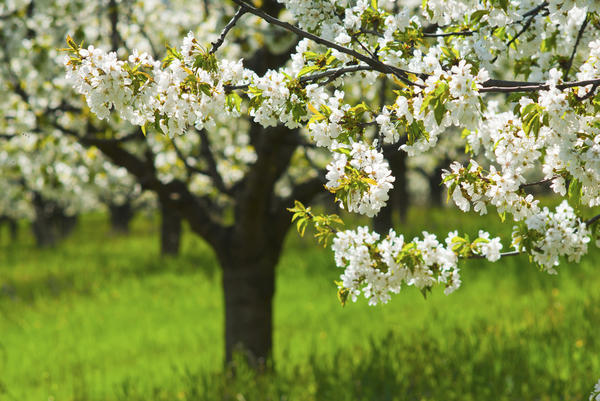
31, 193, 77, 247
373, 145, 409, 233
428, 164, 447, 208
109, 201, 134, 233
0, 216, 17, 242
160, 201, 182, 256
221, 259, 275, 368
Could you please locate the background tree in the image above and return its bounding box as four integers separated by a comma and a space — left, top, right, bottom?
1, 0, 333, 364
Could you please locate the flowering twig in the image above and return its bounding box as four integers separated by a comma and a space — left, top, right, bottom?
224, 64, 376, 92
229, 0, 423, 87
230, 0, 600, 96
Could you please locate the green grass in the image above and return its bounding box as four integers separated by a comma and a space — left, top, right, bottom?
0, 207, 599, 400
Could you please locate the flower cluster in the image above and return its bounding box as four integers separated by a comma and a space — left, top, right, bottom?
398, 58, 488, 156
331, 226, 504, 305
446, 230, 504, 262
332, 227, 460, 305
512, 201, 591, 273
65, 33, 250, 137
325, 142, 395, 217
442, 160, 540, 220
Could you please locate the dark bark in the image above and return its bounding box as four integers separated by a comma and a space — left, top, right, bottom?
31, 193, 77, 247
221, 257, 276, 366
159, 197, 182, 256
108, 201, 134, 233
428, 160, 449, 208
0, 216, 17, 242
373, 145, 409, 233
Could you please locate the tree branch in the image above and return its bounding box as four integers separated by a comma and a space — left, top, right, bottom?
196, 128, 232, 195
210, 7, 246, 54
230, 0, 423, 87
564, 14, 589, 80
422, 30, 475, 38
224, 64, 376, 92
479, 77, 600, 93
519, 175, 560, 190
585, 213, 600, 227
228, 0, 599, 96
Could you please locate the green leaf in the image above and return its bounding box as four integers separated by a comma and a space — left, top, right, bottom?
420, 94, 433, 114
433, 100, 446, 125
470, 10, 489, 25
568, 178, 582, 206
336, 284, 350, 307
297, 65, 320, 78
226, 92, 243, 113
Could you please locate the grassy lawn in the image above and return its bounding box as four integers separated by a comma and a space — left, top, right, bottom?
0, 207, 599, 400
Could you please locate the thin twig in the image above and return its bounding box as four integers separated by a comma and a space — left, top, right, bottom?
466, 250, 521, 259
505, 12, 536, 50
491, 1, 549, 63
522, 1, 549, 18
210, 7, 246, 54
564, 14, 589, 80
585, 213, 600, 227
519, 175, 559, 189
423, 30, 475, 38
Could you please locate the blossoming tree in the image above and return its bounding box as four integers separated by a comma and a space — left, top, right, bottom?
0, 0, 216, 251
3, 0, 341, 363
62, 0, 600, 376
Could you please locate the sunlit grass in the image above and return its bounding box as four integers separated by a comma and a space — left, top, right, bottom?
0, 207, 598, 400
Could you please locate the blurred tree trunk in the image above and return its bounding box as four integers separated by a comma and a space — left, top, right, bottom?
0, 216, 18, 242
31, 193, 77, 247
373, 145, 409, 234
159, 198, 182, 256
108, 201, 134, 234
372, 75, 409, 234
428, 159, 449, 208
